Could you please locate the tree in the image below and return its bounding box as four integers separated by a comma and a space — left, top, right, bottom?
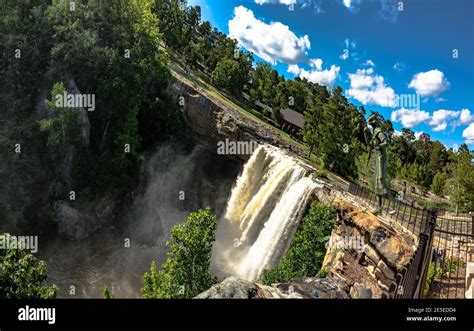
430, 172, 447, 195
303, 86, 360, 178
262, 202, 336, 285
211, 59, 243, 96
141, 209, 218, 298
38, 82, 84, 152
445, 148, 474, 213
0, 234, 57, 299
249, 62, 279, 108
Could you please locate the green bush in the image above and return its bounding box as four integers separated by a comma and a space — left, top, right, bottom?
317, 268, 330, 278
141, 209, 218, 298
0, 234, 57, 299
262, 202, 336, 285
423, 262, 442, 297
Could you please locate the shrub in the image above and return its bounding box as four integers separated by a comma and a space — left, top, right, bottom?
262, 202, 336, 285
141, 209, 218, 298
0, 234, 57, 299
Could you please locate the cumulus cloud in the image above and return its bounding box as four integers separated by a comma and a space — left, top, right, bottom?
228, 6, 310, 65
462, 123, 474, 145
391, 108, 430, 128
429, 109, 460, 132
287, 59, 340, 87
408, 69, 450, 97
458, 108, 474, 125
414, 131, 424, 140
346, 68, 396, 107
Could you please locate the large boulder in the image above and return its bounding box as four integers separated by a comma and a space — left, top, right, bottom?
333, 200, 413, 270
55, 201, 98, 241
195, 277, 268, 299
54, 196, 118, 241
195, 276, 350, 299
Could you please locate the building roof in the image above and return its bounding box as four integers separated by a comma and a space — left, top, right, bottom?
280, 108, 304, 128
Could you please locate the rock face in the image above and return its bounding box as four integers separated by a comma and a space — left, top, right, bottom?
54, 195, 122, 241
319, 197, 415, 297
166, 74, 306, 161
55, 201, 95, 241
275, 276, 350, 299
195, 276, 349, 299
195, 277, 269, 299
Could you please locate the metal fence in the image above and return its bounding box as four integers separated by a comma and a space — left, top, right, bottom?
429, 214, 474, 299
347, 181, 474, 299
382, 217, 436, 298
347, 182, 431, 238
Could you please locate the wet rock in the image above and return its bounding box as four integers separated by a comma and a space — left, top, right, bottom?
55, 197, 116, 241
195, 277, 261, 299
195, 276, 350, 299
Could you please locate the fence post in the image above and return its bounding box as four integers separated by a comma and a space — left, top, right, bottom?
416, 211, 437, 298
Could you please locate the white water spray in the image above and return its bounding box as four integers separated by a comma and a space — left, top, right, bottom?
214, 145, 322, 281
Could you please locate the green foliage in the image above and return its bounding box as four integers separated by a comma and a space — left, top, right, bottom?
103, 286, 115, 299
317, 268, 330, 278
444, 256, 465, 277
211, 59, 245, 96
430, 172, 447, 195
262, 202, 336, 285
39, 82, 84, 150
303, 86, 361, 178
1, 0, 186, 233
141, 209, 218, 298
423, 263, 442, 297
0, 234, 57, 299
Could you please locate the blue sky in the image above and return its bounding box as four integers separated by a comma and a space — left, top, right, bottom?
188, 0, 474, 148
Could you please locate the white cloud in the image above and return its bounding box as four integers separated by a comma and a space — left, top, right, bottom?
414, 131, 424, 140
343, 0, 352, 8
429, 109, 460, 132
459, 108, 474, 125
394, 130, 402, 137
287, 64, 300, 75
391, 108, 430, 128
408, 69, 450, 97
309, 58, 323, 70
462, 123, 474, 145
229, 6, 310, 65
287, 59, 340, 87
346, 68, 396, 107
363, 59, 375, 67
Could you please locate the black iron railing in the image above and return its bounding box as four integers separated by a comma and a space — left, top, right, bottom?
382, 215, 436, 298
347, 182, 431, 238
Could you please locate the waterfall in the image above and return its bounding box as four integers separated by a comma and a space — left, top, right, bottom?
214, 144, 322, 281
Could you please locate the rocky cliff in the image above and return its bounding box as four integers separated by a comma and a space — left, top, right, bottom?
196, 185, 416, 299
166, 72, 306, 161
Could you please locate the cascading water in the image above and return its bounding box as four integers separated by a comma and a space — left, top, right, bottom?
213, 144, 322, 281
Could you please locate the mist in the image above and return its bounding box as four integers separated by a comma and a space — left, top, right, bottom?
38, 144, 241, 298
